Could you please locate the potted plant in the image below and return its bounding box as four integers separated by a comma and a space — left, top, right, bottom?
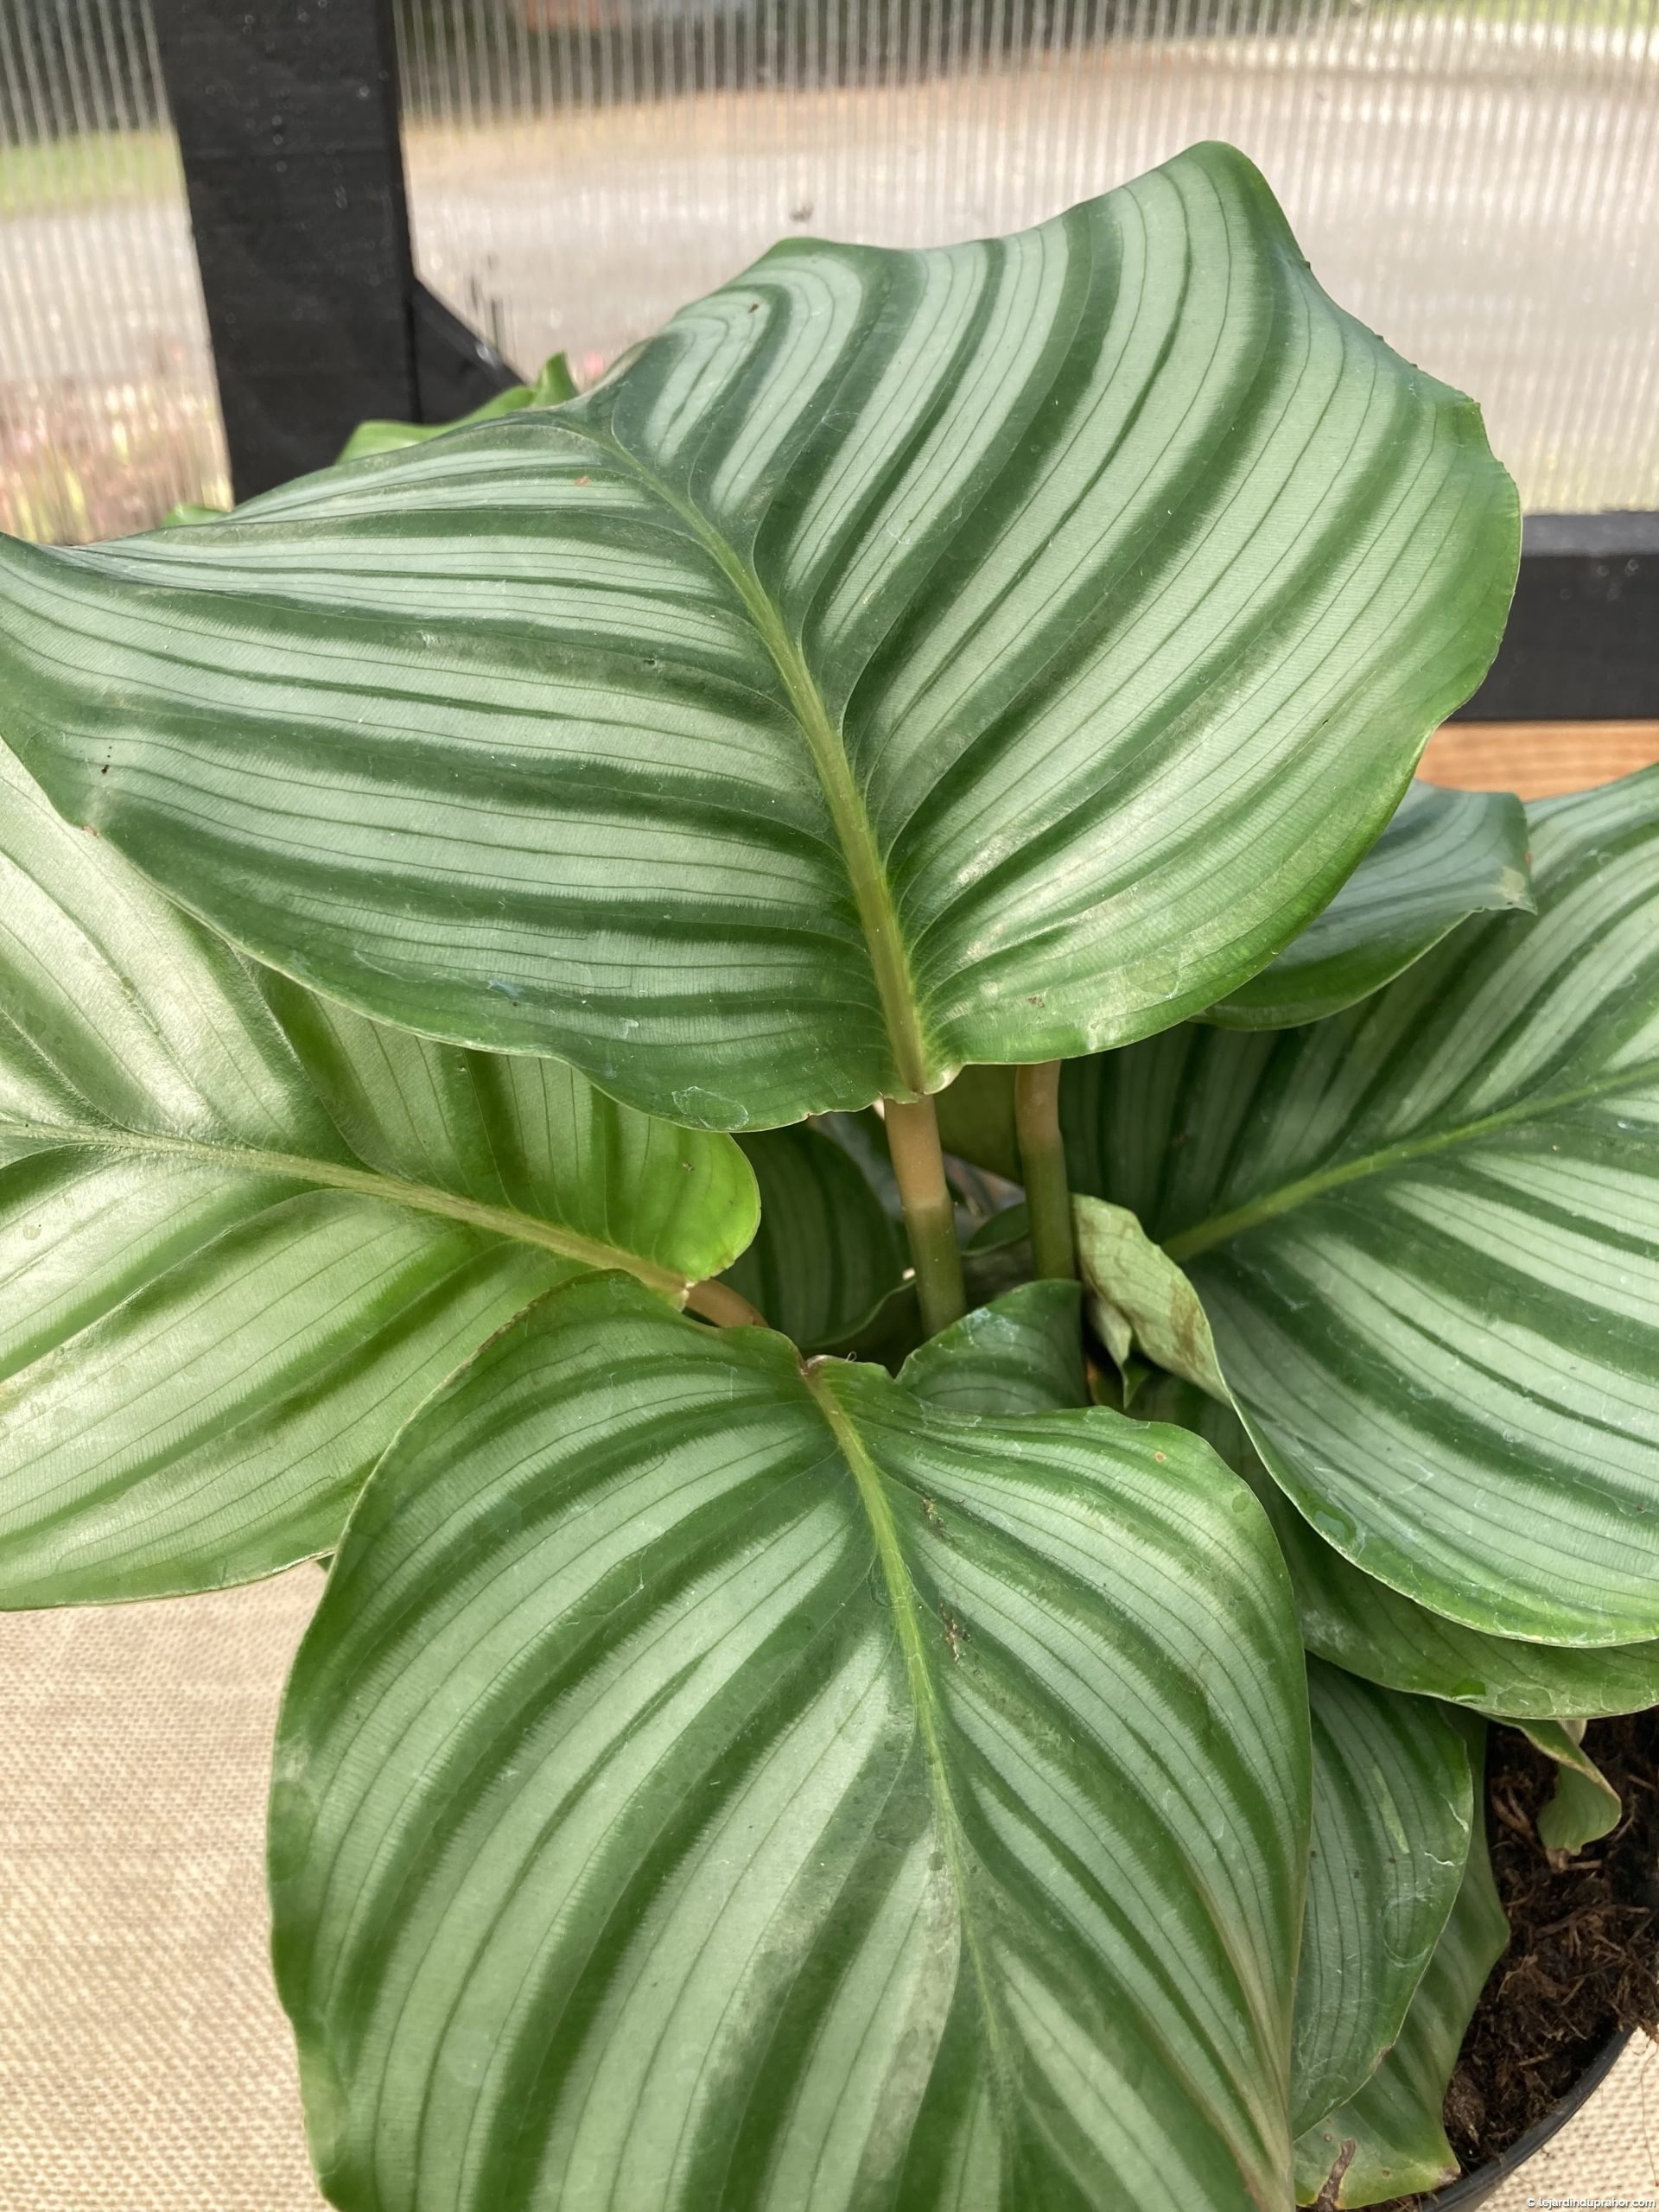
0, 139, 1651, 2210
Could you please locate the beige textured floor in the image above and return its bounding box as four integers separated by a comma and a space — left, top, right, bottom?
0, 1572, 327, 2209
1, 1568, 1656, 2210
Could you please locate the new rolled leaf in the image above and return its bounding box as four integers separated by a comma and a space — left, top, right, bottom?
1069, 769, 1659, 1643
0, 143, 1516, 1127
270, 1273, 1311, 2212
1074, 1192, 1226, 1397
0, 747, 755, 1604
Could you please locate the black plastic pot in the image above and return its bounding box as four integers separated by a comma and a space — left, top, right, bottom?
1421, 2025, 1633, 2208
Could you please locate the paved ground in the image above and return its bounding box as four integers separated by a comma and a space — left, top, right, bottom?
2, 16, 1656, 534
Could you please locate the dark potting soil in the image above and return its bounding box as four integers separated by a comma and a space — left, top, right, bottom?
1374, 1709, 1659, 2211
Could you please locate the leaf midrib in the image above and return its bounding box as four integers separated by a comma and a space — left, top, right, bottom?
803, 1365, 1017, 2114
564, 420, 931, 1098
1165, 1058, 1659, 1262
3, 1118, 686, 1294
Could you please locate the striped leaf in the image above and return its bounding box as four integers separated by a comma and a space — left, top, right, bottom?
1293, 1661, 1471, 2137
0, 746, 755, 1605
1066, 768, 1659, 1643
1137, 1374, 1659, 1722
0, 143, 1516, 1129
1511, 1719, 1622, 1856
270, 1272, 1311, 2212
719, 1122, 906, 1347
1294, 1720, 1506, 2207
899, 1279, 1089, 1414
1206, 783, 1533, 1030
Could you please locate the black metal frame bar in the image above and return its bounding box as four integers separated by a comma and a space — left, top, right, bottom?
149, 0, 517, 501
1456, 513, 1659, 721
150, 0, 1656, 716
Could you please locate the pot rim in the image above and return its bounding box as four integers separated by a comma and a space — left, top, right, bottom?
1421, 2023, 1636, 2208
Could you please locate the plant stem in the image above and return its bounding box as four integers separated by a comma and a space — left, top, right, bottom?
685, 1278, 766, 1328
1014, 1061, 1077, 1281
883, 1095, 967, 1336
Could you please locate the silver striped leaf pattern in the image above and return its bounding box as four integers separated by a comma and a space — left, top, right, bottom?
897, 1290, 1480, 2175
1065, 769, 1659, 1643
1136, 1373, 1659, 1722
0, 745, 755, 1605
270, 1272, 1310, 2212
1205, 783, 1533, 1030
1293, 1661, 1471, 2137
720, 1122, 906, 1346
0, 143, 1516, 1129
1293, 1718, 1507, 2207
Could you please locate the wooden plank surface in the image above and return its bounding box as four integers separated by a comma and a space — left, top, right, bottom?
1422, 720, 1659, 799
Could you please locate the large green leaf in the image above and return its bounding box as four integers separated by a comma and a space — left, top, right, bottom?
0, 143, 1516, 1128
0, 746, 755, 1605
270, 1272, 1310, 2212
1294, 1721, 1506, 2207
907, 1279, 1397, 2169
719, 1122, 906, 1346
1067, 769, 1659, 1643
1292, 1661, 1470, 2137
1137, 1373, 1659, 1721
1205, 783, 1533, 1030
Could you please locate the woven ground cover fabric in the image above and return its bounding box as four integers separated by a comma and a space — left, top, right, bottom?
0, 1572, 326, 2210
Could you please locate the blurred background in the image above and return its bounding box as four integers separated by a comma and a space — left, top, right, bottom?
2, 0, 1655, 543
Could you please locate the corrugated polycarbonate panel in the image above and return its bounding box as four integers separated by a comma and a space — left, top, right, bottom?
395, 0, 1659, 513
0, 0, 225, 543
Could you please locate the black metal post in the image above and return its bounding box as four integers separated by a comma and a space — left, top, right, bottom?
1456, 513, 1659, 721
150, 0, 517, 499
